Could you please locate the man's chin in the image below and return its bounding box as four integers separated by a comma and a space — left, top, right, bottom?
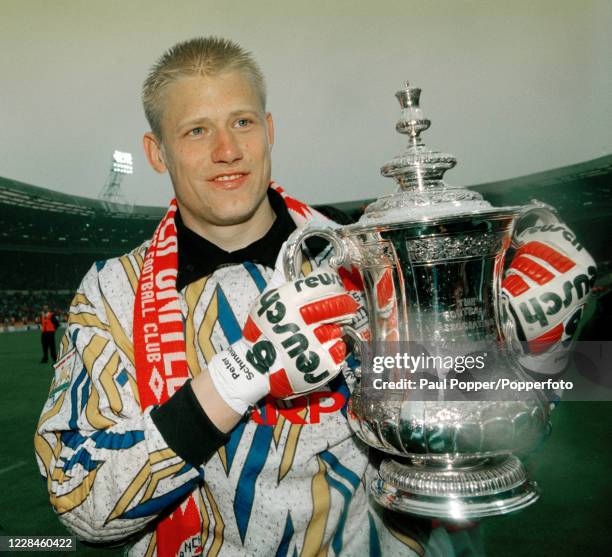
211, 214, 253, 227
205, 207, 260, 227
206, 193, 272, 228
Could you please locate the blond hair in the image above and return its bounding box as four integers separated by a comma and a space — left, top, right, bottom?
142, 37, 266, 138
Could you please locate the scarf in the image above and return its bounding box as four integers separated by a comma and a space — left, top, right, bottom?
133, 183, 317, 556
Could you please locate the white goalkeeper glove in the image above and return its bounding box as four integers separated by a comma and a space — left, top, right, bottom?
208, 267, 359, 414
502, 220, 596, 374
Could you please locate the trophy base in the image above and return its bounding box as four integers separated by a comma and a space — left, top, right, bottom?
371, 454, 540, 520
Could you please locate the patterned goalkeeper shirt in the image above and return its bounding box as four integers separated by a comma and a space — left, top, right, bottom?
35, 188, 423, 557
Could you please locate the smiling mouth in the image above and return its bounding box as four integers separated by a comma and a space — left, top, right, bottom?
210, 172, 249, 189
213, 173, 246, 182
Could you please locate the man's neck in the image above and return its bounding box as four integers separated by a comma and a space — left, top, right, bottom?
180, 199, 276, 252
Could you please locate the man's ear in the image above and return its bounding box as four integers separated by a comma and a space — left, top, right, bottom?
143, 132, 167, 174
265, 112, 274, 148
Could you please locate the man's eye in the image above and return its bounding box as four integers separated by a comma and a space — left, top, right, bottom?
235, 118, 251, 128
189, 127, 204, 136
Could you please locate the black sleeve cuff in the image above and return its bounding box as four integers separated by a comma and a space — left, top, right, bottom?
150, 380, 230, 467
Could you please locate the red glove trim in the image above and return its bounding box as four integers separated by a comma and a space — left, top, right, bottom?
527, 322, 564, 354
502, 274, 529, 296
314, 323, 343, 343
329, 341, 347, 364
269, 368, 294, 398
300, 294, 358, 325
516, 241, 575, 273
243, 316, 262, 342
509, 255, 554, 285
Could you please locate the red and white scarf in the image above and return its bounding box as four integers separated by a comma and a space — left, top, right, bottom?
133, 183, 318, 556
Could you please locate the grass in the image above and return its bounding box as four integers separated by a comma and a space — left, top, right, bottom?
1, 331, 610, 556
0, 330, 122, 556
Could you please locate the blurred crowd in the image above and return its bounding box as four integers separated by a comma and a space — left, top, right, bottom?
0, 291, 70, 330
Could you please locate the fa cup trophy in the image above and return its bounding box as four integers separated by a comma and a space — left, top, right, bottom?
283, 82, 558, 520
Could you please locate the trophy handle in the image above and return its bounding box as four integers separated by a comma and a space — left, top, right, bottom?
513, 200, 560, 237
283, 226, 363, 383
342, 325, 363, 381
283, 226, 351, 280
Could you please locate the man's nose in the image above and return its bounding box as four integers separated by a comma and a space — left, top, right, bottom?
211, 129, 243, 164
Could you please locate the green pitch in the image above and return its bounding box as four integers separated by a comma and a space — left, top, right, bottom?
0, 330, 122, 556
0, 331, 610, 556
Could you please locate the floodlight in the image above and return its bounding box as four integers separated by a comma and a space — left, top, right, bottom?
98, 149, 134, 213
112, 151, 133, 175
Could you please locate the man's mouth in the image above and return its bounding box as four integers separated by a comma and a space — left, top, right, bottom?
210, 172, 249, 189
213, 173, 246, 182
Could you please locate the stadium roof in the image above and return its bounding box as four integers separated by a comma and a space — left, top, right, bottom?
0, 176, 164, 219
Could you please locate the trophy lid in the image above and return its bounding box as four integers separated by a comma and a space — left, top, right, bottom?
359, 81, 496, 224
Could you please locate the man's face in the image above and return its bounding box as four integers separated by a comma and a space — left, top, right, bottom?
145, 71, 274, 233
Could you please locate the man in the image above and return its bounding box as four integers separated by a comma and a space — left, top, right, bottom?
35, 37, 594, 557
35, 37, 425, 557
39, 305, 59, 363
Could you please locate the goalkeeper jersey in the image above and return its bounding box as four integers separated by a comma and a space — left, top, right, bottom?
35, 194, 423, 557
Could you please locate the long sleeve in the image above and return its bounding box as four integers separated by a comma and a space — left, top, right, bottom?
34, 260, 221, 543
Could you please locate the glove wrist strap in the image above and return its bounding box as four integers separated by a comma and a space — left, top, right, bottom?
208, 339, 269, 415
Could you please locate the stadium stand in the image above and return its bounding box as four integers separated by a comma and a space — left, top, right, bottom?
1, 155, 610, 331
0, 178, 164, 330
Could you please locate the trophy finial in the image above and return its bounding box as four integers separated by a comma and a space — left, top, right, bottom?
395, 82, 429, 137
381, 81, 457, 190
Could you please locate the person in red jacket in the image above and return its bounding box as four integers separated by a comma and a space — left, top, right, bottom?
40, 305, 59, 363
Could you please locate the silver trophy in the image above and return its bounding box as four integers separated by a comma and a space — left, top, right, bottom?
283, 82, 558, 520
